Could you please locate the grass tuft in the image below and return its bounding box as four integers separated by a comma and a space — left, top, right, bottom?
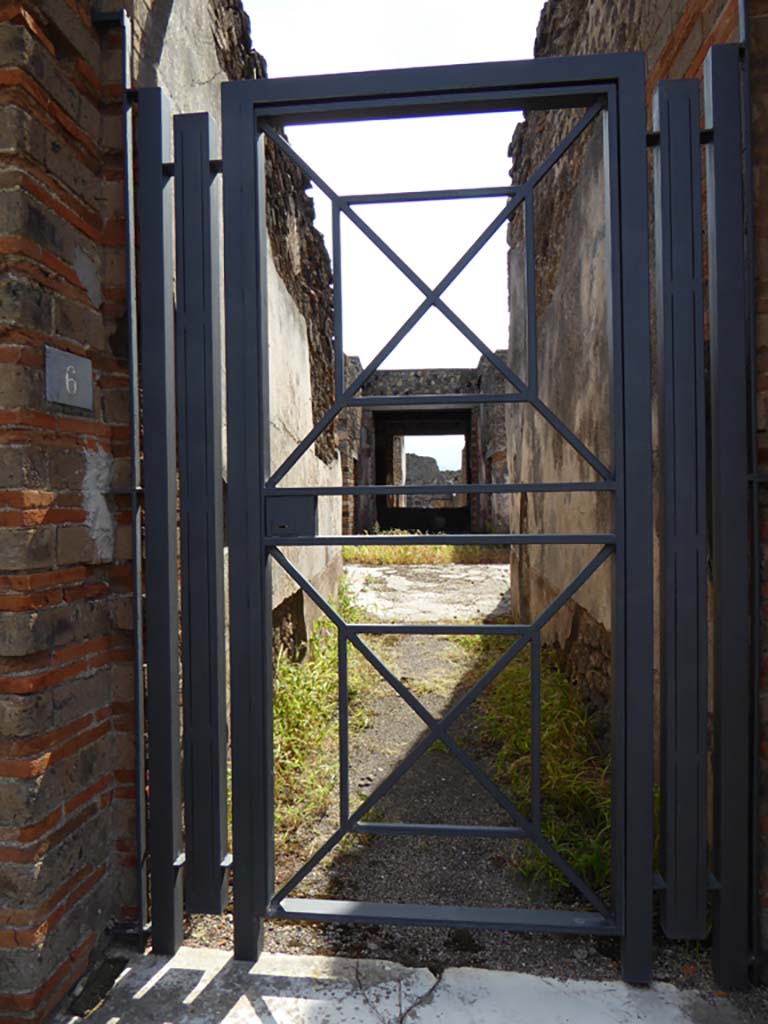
272, 580, 374, 851
343, 530, 508, 565
465, 638, 612, 897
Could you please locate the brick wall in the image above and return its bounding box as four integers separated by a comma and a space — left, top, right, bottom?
0, 2, 135, 1020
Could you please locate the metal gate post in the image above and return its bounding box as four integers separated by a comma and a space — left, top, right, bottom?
222, 85, 273, 960
174, 112, 229, 914
615, 56, 655, 985
653, 80, 708, 940
136, 88, 184, 954
704, 44, 752, 991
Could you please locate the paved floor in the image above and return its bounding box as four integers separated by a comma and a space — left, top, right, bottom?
344, 564, 511, 623
54, 947, 751, 1023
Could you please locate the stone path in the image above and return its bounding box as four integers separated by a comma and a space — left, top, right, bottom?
344, 563, 511, 623
54, 946, 752, 1023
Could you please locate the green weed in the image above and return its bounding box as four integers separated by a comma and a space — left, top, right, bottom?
272, 581, 375, 851
467, 639, 612, 897
343, 530, 508, 566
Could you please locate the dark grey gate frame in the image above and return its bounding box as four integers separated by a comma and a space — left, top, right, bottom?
220, 52, 654, 984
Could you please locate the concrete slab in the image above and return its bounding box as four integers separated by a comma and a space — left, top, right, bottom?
344, 564, 511, 623
54, 947, 751, 1024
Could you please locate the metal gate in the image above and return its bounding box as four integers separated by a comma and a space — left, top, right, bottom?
134, 44, 754, 989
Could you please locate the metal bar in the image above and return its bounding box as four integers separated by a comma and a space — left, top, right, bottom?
614, 56, 654, 986
270, 548, 347, 633
264, 127, 531, 411
266, 108, 618, 479
174, 112, 228, 914
439, 731, 610, 915
263, 128, 620, 481
524, 189, 538, 394
267, 533, 615, 546
351, 624, 530, 636
349, 618, 610, 911
347, 392, 527, 407
332, 199, 343, 402
224, 55, 630, 108
740, 9, 761, 984
270, 725, 445, 903
271, 899, 618, 935
265, 105, 606, 431
531, 633, 541, 828
350, 634, 440, 728
338, 629, 349, 824
353, 823, 526, 839
276, 541, 612, 784
605, 84, 627, 956
116, 9, 148, 940
270, 547, 610, 906
653, 79, 708, 941
529, 397, 612, 480
136, 88, 183, 955
704, 44, 751, 991
253, 85, 609, 127
222, 92, 272, 960
344, 185, 519, 204
265, 124, 529, 376
265, 481, 616, 497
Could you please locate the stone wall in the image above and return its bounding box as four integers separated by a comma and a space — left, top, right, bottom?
0, 0, 340, 1018
130, 0, 342, 624
508, 0, 768, 975
477, 351, 510, 533
507, 0, 740, 664
404, 454, 463, 509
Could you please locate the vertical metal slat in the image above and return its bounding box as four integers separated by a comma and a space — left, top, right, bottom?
653, 79, 708, 941
174, 112, 229, 914
137, 88, 184, 954
222, 86, 273, 961
704, 43, 752, 991
614, 61, 655, 985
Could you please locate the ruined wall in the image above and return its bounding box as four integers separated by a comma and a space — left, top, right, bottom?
507, 0, 739, 678
0, 0, 340, 1018
508, 0, 768, 970
130, 0, 342, 627
477, 351, 510, 532
404, 454, 463, 509
337, 354, 375, 533
0, 4, 135, 1018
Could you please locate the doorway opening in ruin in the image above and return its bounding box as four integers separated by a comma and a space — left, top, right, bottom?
374, 412, 471, 532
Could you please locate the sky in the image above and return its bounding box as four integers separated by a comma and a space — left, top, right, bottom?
242, 0, 544, 468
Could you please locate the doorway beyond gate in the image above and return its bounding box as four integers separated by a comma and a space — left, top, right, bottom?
135, 45, 754, 991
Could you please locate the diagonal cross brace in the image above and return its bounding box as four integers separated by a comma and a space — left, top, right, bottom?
269, 545, 613, 915
263, 100, 610, 488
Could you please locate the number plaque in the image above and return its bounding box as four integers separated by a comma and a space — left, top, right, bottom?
45, 346, 93, 412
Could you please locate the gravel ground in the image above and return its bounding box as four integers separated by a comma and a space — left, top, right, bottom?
186, 565, 767, 1018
